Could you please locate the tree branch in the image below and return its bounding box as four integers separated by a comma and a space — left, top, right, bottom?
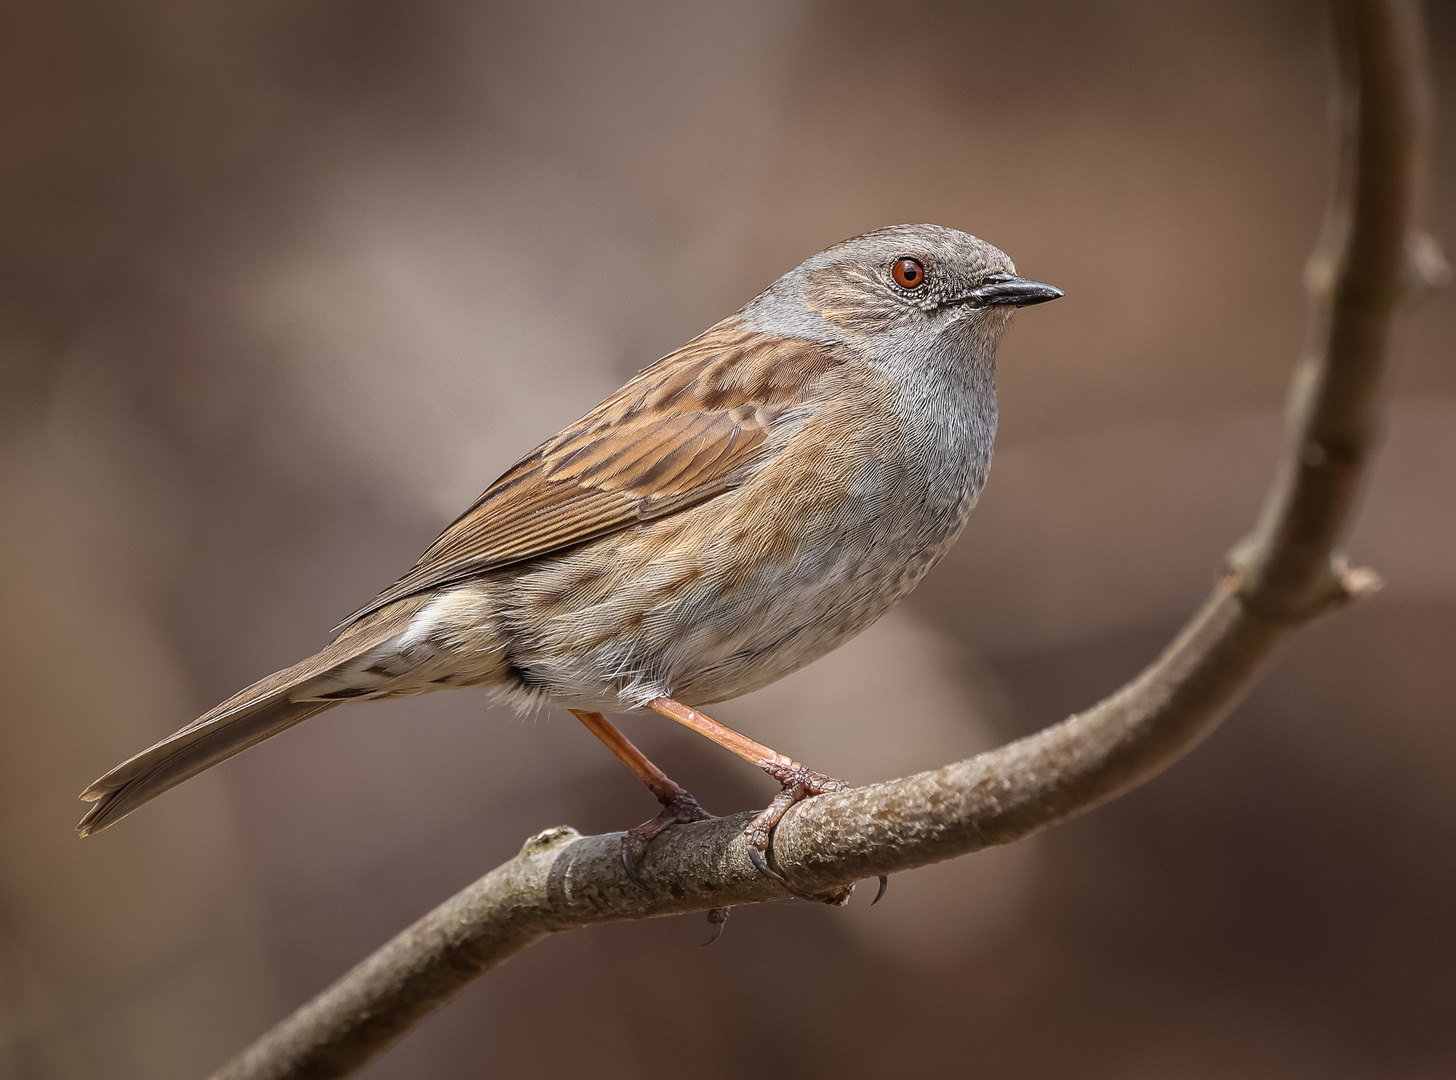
211, 3, 1438, 1077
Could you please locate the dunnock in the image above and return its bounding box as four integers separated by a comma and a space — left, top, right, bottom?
78, 223, 1060, 885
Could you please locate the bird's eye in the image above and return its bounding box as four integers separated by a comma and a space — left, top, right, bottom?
892, 257, 926, 289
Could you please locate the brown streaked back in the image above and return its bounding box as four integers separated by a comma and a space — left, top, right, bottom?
337, 320, 849, 629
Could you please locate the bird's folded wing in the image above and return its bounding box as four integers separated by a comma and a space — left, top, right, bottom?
336, 322, 846, 629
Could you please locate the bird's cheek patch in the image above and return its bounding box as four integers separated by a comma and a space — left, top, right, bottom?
803, 266, 903, 337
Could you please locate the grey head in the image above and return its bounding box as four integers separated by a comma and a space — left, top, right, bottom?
740, 223, 1062, 349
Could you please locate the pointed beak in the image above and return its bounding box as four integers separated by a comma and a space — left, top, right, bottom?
966, 273, 1064, 308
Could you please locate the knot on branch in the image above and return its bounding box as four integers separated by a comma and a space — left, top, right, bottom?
519, 825, 582, 856
1304, 229, 1446, 307
1405, 230, 1450, 303
1226, 547, 1383, 624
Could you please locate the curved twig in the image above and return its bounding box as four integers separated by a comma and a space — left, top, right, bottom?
211, 3, 1437, 1077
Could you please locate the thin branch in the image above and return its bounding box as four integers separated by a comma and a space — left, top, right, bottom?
211, 3, 1437, 1078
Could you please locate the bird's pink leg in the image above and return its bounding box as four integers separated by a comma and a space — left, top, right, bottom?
569, 710, 712, 873
570, 709, 735, 938
645, 696, 848, 880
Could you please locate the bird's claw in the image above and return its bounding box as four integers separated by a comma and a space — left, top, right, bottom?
872, 874, 889, 905
747, 844, 786, 883
741, 761, 846, 886
621, 843, 647, 888
619, 788, 713, 889
702, 907, 730, 945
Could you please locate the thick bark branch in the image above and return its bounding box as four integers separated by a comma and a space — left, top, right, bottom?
211, 3, 1437, 1078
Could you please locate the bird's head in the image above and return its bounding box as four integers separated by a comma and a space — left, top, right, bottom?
754, 223, 1062, 348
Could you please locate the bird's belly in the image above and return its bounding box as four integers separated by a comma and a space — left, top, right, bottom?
486, 472, 979, 714
666, 536, 941, 705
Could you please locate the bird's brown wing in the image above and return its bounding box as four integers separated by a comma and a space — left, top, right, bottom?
336, 321, 846, 629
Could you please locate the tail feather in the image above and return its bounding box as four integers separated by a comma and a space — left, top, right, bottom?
78, 597, 428, 836
77, 698, 336, 836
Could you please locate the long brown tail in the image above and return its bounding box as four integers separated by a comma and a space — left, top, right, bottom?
77, 697, 338, 836
78, 598, 426, 836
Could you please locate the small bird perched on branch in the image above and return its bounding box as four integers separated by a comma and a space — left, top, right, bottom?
78, 224, 1060, 887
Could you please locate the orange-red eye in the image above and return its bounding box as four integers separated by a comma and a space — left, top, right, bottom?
892, 257, 926, 289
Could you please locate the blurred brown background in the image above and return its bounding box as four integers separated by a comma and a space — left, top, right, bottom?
2, 1, 1453, 1077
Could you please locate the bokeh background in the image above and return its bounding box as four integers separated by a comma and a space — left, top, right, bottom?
2, 1, 1453, 1077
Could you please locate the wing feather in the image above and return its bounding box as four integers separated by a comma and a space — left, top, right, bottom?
336, 322, 845, 628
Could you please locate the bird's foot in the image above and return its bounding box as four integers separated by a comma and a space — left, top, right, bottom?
620, 790, 732, 941
621, 787, 714, 887
742, 760, 847, 883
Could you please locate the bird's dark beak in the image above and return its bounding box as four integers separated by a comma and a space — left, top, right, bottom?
967, 273, 1064, 308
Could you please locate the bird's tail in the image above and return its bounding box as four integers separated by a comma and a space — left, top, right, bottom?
77, 600, 424, 836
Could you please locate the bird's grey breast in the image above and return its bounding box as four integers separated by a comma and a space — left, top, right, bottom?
876, 327, 998, 556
